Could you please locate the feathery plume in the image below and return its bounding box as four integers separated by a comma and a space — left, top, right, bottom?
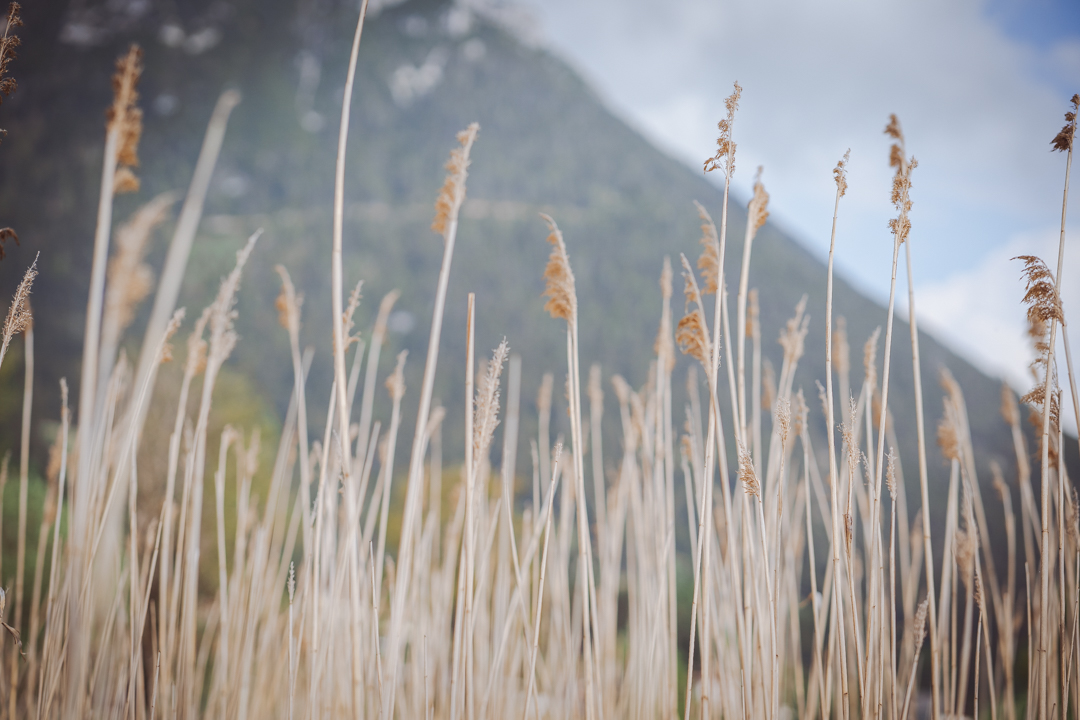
341, 280, 363, 351
775, 398, 790, 447
885, 449, 898, 501
1000, 383, 1020, 427
0, 252, 35, 368
704, 81, 741, 177
473, 339, 509, 466
386, 349, 408, 402
914, 597, 929, 647
676, 255, 711, 367
694, 200, 721, 294
863, 326, 881, 392
885, 114, 917, 245
104, 192, 176, 338
778, 296, 809, 364
832, 315, 850, 378
1014, 255, 1063, 326
540, 213, 577, 323
1051, 94, 1079, 153
432, 122, 480, 236
833, 149, 850, 197
792, 388, 808, 438
108, 45, 144, 194
937, 397, 960, 463
274, 265, 304, 332
738, 439, 759, 497
747, 167, 770, 234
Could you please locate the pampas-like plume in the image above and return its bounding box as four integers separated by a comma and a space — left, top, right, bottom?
885, 114, 917, 245
748, 167, 770, 234
676, 255, 711, 367
694, 200, 721, 294
833, 149, 850, 197
703, 81, 741, 177
737, 439, 759, 497
1051, 94, 1078, 153
540, 213, 577, 322
1014, 255, 1064, 326
103, 193, 175, 336
0, 252, 36, 369
432, 122, 480, 236
107, 45, 144, 194
473, 339, 509, 468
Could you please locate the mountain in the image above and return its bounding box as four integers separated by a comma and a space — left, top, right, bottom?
0, 0, 1073, 555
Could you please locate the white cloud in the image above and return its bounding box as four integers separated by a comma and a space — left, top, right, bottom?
518, 0, 1079, 300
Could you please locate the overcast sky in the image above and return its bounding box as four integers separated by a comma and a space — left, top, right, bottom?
511, 0, 1080, 430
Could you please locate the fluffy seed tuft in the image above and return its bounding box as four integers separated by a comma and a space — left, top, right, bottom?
704, 82, 741, 177
1051, 94, 1079, 153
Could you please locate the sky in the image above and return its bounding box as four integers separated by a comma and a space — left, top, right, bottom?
509, 0, 1080, 431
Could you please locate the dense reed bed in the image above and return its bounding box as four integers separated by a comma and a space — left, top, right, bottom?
0, 6, 1078, 719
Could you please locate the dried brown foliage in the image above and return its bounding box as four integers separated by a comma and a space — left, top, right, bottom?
703, 82, 741, 176
540, 213, 577, 323
1051, 94, 1079, 153
431, 122, 480, 235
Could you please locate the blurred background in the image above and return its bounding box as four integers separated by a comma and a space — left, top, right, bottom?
0, 0, 1077, 573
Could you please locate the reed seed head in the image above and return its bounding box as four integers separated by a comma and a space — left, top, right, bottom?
792, 388, 808, 438
432, 122, 480, 236
274, 265, 304, 333
106, 193, 175, 337
832, 316, 849, 377
833, 149, 850, 197
676, 256, 711, 368
748, 167, 770, 234
693, 201, 721, 294
885, 450, 898, 501
1000, 383, 1020, 427
914, 597, 929, 648
1014, 255, 1063, 327
3, 252, 36, 345
1051, 94, 1079, 153
704, 81, 741, 178
738, 440, 759, 497
108, 45, 144, 194
540, 213, 577, 323
386, 349, 408, 402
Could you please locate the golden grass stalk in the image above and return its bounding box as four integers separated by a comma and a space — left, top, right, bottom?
0, 252, 35, 370
386, 121, 479, 720
540, 212, 603, 719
